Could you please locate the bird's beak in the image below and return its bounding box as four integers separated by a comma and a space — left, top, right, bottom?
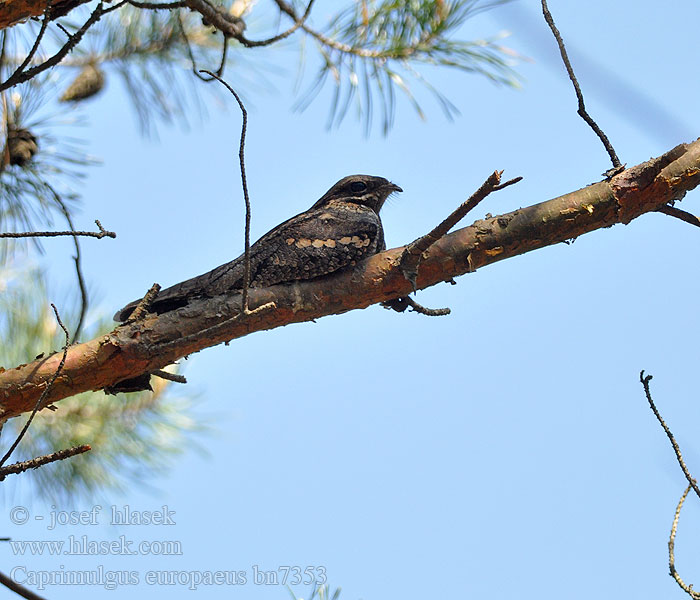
387, 182, 403, 193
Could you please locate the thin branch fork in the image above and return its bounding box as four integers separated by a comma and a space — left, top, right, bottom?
0, 219, 116, 239
399, 170, 521, 289
0, 444, 91, 480
640, 371, 700, 500
0, 303, 69, 466
541, 0, 621, 170
0, 140, 699, 420
0, 1, 106, 92
125, 283, 161, 323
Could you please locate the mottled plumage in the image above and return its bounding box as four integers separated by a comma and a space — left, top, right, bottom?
114, 174, 401, 321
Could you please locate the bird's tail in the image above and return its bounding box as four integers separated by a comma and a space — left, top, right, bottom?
113, 257, 246, 322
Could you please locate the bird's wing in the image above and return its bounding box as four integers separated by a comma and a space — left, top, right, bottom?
114, 204, 383, 321
206, 203, 383, 293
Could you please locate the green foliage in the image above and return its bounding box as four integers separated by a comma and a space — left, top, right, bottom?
0, 0, 521, 500
0, 0, 520, 224
295, 0, 520, 133
288, 582, 341, 600
85, 7, 211, 133
0, 76, 95, 255
0, 267, 202, 503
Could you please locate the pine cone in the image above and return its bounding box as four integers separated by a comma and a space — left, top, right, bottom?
60, 64, 105, 103
6, 126, 38, 166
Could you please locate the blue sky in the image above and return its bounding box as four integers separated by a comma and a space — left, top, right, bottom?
4, 1, 700, 598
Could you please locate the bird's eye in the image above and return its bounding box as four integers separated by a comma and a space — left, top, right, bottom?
350, 181, 367, 193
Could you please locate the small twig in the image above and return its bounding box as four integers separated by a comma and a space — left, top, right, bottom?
5, 0, 53, 86
657, 204, 700, 229
540, 0, 621, 169
0, 2, 105, 92
0, 219, 116, 239
183, 0, 245, 39
403, 296, 450, 316
101, 0, 130, 14
200, 70, 254, 314
382, 296, 450, 316
238, 0, 317, 47
153, 299, 276, 354
0, 31, 7, 81
47, 185, 88, 342
178, 15, 229, 81
127, 0, 186, 8
641, 371, 700, 598
273, 0, 389, 58
125, 283, 161, 323
493, 176, 523, 191
55, 21, 71, 38
0, 571, 47, 600
183, 0, 315, 47
0, 305, 70, 468
668, 484, 700, 599
399, 170, 518, 290
640, 371, 700, 500
215, 36, 229, 77
177, 13, 206, 81
0, 444, 91, 481
152, 369, 187, 384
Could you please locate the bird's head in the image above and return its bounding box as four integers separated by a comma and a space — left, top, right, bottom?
311, 174, 402, 213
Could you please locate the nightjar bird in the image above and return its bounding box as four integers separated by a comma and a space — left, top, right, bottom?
114, 174, 401, 321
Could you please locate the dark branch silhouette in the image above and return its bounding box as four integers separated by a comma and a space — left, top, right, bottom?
0, 571, 47, 600
657, 204, 700, 228
541, 0, 622, 170
0, 304, 70, 468
0, 220, 115, 239
640, 371, 700, 500
0, 444, 91, 480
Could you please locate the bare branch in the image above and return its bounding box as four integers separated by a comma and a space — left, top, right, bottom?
0, 141, 698, 417
0, 571, 47, 600
125, 283, 162, 323
0, 304, 70, 467
0, 220, 116, 239
0, 2, 106, 92
181, 0, 316, 48
668, 484, 700, 599
273, 0, 406, 59
127, 0, 186, 8
183, 0, 245, 39
0, 444, 91, 480
399, 170, 519, 290
640, 371, 700, 500
541, 0, 621, 169
47, 184, 88, 342
657, 204, 700, 228
238, 0, 317, 47
5, 0, 53, 83
152, 369, 187, 383
200, 71, 254, 313
178, 13, 228, 81
391, 296, 451, 317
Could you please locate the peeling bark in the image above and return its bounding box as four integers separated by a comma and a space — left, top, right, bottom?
0, 140, 699, 421
0, 0, 90, 30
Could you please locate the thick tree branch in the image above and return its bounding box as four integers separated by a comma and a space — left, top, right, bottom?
0, 0, 88, 30
0, 140, 698, 421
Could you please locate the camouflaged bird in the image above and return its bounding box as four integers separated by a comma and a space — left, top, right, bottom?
114, 174, 402, 321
